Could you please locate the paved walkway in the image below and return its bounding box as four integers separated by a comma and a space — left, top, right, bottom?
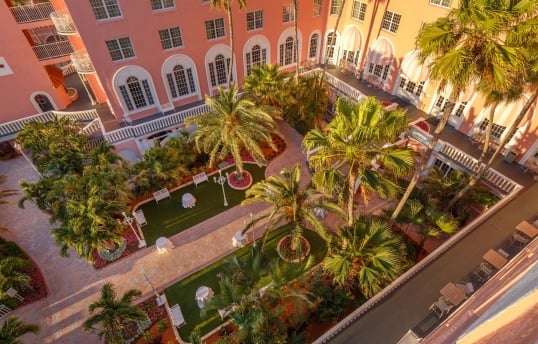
0, 120, 310, 344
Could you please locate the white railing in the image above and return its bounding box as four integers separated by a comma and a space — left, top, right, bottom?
70, 50, 95, 74
9, 2, 54, 23
50, 10, 77, 35
61, 62, 77, 76
32, 40, 73, 60
0, 109, 99, 140
103, 104, 210, 144
438, 142, 522, 195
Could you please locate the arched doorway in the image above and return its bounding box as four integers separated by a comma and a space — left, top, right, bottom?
35, 94, 54, 112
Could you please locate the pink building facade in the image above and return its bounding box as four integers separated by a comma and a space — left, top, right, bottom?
1, 0, 537, 167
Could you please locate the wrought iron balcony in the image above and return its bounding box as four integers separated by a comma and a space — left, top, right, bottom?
70, 50, 95, 74
9, 2, 55, 24
32, 40, 73, 61
50, 10, 77, 35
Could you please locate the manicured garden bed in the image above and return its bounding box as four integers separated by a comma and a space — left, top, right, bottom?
164, 226, 328, 341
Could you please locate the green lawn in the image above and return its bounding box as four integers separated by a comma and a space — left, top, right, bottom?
164, 227, 328, 341
138, 165, 266, 246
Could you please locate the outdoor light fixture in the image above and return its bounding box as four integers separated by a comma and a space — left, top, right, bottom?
121, 211, 146, 248
213, 169, 229, 207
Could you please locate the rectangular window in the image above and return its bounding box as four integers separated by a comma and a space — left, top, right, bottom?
453, 102, 467, 117
119, 85, 134, 110
159, 27, 183, 50
106, 37, 135, 61
434, 159, 453, 177
429, 0, 452, 8
330, 0, 343, 15
246, 10, 263, 31
282, 4, 295, 23
399, 78, 425, 96
151, 0, 174, 10
479, 119, 506, 139
351, 1, 367, 21
205, 18, 225, 40
313, 0, 322, 16
381, 11, 401, 33
90, 0, 121, 20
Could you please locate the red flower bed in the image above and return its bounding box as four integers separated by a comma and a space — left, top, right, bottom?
19, 263, 48, 305
92, 230, 142, 269
227, 171, 253, 190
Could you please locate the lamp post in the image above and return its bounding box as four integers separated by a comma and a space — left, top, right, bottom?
121, 211, 146, 248
213, 169, 229, 207
142, 272, 165, 305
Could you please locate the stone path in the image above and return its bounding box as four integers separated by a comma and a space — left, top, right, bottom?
0, 120, 311, 344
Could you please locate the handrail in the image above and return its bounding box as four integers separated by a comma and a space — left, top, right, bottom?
32, 40, 73, 60
9, 2, 54, 24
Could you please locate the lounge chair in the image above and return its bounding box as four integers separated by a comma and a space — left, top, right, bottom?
169, 304, 186, 327
430, 297, 453, 318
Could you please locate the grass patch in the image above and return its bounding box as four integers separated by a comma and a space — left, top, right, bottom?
164, 227, 328, 341
139, 165, 266, 245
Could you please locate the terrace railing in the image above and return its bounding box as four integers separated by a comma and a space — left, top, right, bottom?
9, 2, 54, 24
32, 40, 73, 61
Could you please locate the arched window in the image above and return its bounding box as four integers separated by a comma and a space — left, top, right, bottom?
246, 45, 267, 75
279, 36, 297, 66
208, 54, 230, 87
166, 65, 196, 98
309, 33, 319, 59
326, 33, 336, 59
119, 76, 155, 110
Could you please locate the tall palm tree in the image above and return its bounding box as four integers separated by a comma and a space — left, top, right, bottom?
303, 97, 414, 225
292, 0, 300, 80
241, 164, 345, 250
323, 217, 403, 298
283, 72, 329, 128
390, 0, 529, 221
82, 283, 146, 344
0, 256, 31, 298
323, 0, 346, 73
0, 316, 39, 344
185, 84, 279, 177
210, 0, 247, 87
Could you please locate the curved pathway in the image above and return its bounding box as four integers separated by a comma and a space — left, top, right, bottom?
0, 120, 309, 343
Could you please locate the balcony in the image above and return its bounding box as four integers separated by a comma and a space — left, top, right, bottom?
32, 40, 73, 61
70, 50, 95, 74
9, 2, 55, 24
50, 10, 77, 35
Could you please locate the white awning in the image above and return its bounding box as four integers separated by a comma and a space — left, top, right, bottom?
400, 50, 430, 82
483, 97, 535, 127
368, 38, 393, 66
341, 27, 361, 51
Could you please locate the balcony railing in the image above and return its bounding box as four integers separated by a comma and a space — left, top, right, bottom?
0, 109, 99, 141
70, 50, 95, 74
50, 10, 77, 35
9, 2, 55, 24
32, 40, 73, 61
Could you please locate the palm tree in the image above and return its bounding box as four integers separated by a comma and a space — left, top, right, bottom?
210, 0, 246, 87
241, 164, 345, 251
0, 257, 31, 298
82, 283, 146, 344
292, 0, 300, 80
322, 0, 346, 73
390, 0, 529, 221
303, 97, 414, 225
243, 64, 291, 117
185, 84, 279, 177
283, 72, 329, 128
323, 217, 403, 298
0, 316, 39, 344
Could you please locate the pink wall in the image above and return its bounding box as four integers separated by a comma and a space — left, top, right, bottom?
0, 3, 68, 123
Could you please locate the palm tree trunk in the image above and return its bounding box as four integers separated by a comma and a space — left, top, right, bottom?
347, 173, 356, 226
390, 93, 456, 222
448, 90, 538, 209
478, 105, 497, 162
293, 0, 300, 81
322, 0, 346, 74
227, 9, 234, 88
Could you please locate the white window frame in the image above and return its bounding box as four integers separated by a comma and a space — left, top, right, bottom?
151, 0, 175, 11
106, 37, 135, 61
309, 33, 320, 59
351, 1, 367, 21
114, 67, 158, 114
90, 0, 122, 20
280, 37, 297, 66
429, 0, 452, 8
159, 27, 183, 50
246, 10, 263, 31
162, 55, 201, 102
381, 11, 401, 34
325, 32, 337, 60
246, 45, 267, 75
282, 4, 295, 23
313, 0, 322, 16
205, 18, 225, 40
479, 119, 506, 140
